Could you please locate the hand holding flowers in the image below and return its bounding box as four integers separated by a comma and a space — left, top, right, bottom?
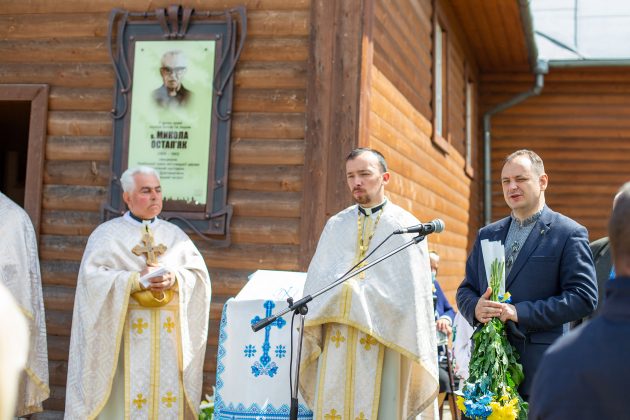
455, 260, 528, 420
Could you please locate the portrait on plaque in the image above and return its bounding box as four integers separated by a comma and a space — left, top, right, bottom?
127, 40, 216, 212
106, 6, 243, 242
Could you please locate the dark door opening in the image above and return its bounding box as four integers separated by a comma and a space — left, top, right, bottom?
0, 100, 31, 206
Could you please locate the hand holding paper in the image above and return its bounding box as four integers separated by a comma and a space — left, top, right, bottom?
139, 266, 169, 288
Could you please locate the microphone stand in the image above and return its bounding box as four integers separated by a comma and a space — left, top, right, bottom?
251, 233, 428, 420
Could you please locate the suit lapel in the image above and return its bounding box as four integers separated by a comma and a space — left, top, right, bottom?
488, 217, 511, 243
506, 208, 553, 289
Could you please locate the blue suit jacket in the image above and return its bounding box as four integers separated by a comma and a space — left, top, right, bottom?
456, 205, 597, 397
529, 277, 630, 419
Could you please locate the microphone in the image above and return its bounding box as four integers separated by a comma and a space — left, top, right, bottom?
394, 219, 445, 235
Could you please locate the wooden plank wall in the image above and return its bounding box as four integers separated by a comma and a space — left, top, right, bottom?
481, 67, 630, 240
369, 0, 481, 304
0, 0, 310, 414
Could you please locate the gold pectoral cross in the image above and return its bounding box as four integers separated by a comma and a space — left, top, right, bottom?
355, 212, 382, 279
132, 225, 167, 265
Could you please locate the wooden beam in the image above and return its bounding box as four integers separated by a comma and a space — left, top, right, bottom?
299, 0, 368, 269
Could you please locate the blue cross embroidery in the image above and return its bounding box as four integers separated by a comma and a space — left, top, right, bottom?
249, 300, 286, 377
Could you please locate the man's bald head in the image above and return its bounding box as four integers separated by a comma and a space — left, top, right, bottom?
608, 182, 630, 276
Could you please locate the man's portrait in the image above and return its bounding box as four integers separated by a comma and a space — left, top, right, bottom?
152, 49, 192, 108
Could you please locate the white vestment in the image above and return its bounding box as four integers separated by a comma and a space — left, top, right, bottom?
0, 192, 49, 416
0, 282, 29, 420
299, 203, 439, 419
65, 213, 211, 419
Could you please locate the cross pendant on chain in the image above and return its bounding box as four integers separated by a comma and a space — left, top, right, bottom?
132, 226, 167, 265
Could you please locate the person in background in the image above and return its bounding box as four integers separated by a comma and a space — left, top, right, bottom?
430, 251, 455, 340
584, 190, 623, 319
429, 250, 458, 418
529, 181, 630, 419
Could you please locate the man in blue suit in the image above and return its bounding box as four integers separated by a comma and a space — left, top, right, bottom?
456, 149, 597, 400
529, 181, 630, 419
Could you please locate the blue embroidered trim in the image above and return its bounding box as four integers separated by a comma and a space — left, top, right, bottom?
214, 299, 313, 419
215, 402, 312, 419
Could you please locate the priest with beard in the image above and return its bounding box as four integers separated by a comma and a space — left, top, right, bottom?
299, 148, 439, 419
65, 166, 211, 419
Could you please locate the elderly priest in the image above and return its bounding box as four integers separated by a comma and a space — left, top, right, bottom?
65, 166, 211, 419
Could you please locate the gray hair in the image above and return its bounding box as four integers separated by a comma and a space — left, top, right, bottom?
161, 49, 187, 67
503, 149, 545, 176
120, 166, 161, 193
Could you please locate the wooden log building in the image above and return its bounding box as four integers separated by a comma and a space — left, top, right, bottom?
0, 0, 628, 416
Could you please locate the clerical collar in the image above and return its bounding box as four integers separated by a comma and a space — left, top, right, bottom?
511, 207, 543, 228
358, 200, 387, 216
125, 211, 156, 225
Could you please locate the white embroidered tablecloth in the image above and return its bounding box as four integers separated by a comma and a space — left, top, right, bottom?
214, 270, 313, 419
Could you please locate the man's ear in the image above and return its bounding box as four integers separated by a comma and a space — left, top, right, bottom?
539, 173, 549, 191
122, 191, 130, 207
382, 171, 391, 185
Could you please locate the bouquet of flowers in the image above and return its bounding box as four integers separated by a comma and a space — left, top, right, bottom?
455, 259, 528, 420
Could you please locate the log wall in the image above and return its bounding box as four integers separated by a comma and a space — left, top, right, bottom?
481, 67, 630, 240
0, 0, 310, 414
368, 0, 482, 304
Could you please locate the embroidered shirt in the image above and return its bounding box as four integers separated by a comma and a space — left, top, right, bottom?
504, 207, 544, 277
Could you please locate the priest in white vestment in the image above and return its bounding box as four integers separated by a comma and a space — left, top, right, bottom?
0, 192, 49, 416
65, 166, 211, 419
299, 149, 439, 419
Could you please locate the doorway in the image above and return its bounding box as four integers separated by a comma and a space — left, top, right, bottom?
0, 100, 31, 205
0, 84, 49, 233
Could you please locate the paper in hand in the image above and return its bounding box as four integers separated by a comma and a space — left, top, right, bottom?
139, 266, 170, 288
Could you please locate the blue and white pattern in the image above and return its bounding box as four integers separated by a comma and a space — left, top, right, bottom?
243, 344, 257, 358
275, 345, 287, 359
214, 269, 313, 420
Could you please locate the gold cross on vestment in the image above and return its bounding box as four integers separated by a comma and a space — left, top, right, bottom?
162, 391, 177, 407
132, 318, 148, 334
324, 409, 341, 420
133, 393, 147, 409
360, 334, 378, 351
330, 329, 346, 348
163, 317, 175, 333
355, 412, 368, 420
132, 226, 167, 265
